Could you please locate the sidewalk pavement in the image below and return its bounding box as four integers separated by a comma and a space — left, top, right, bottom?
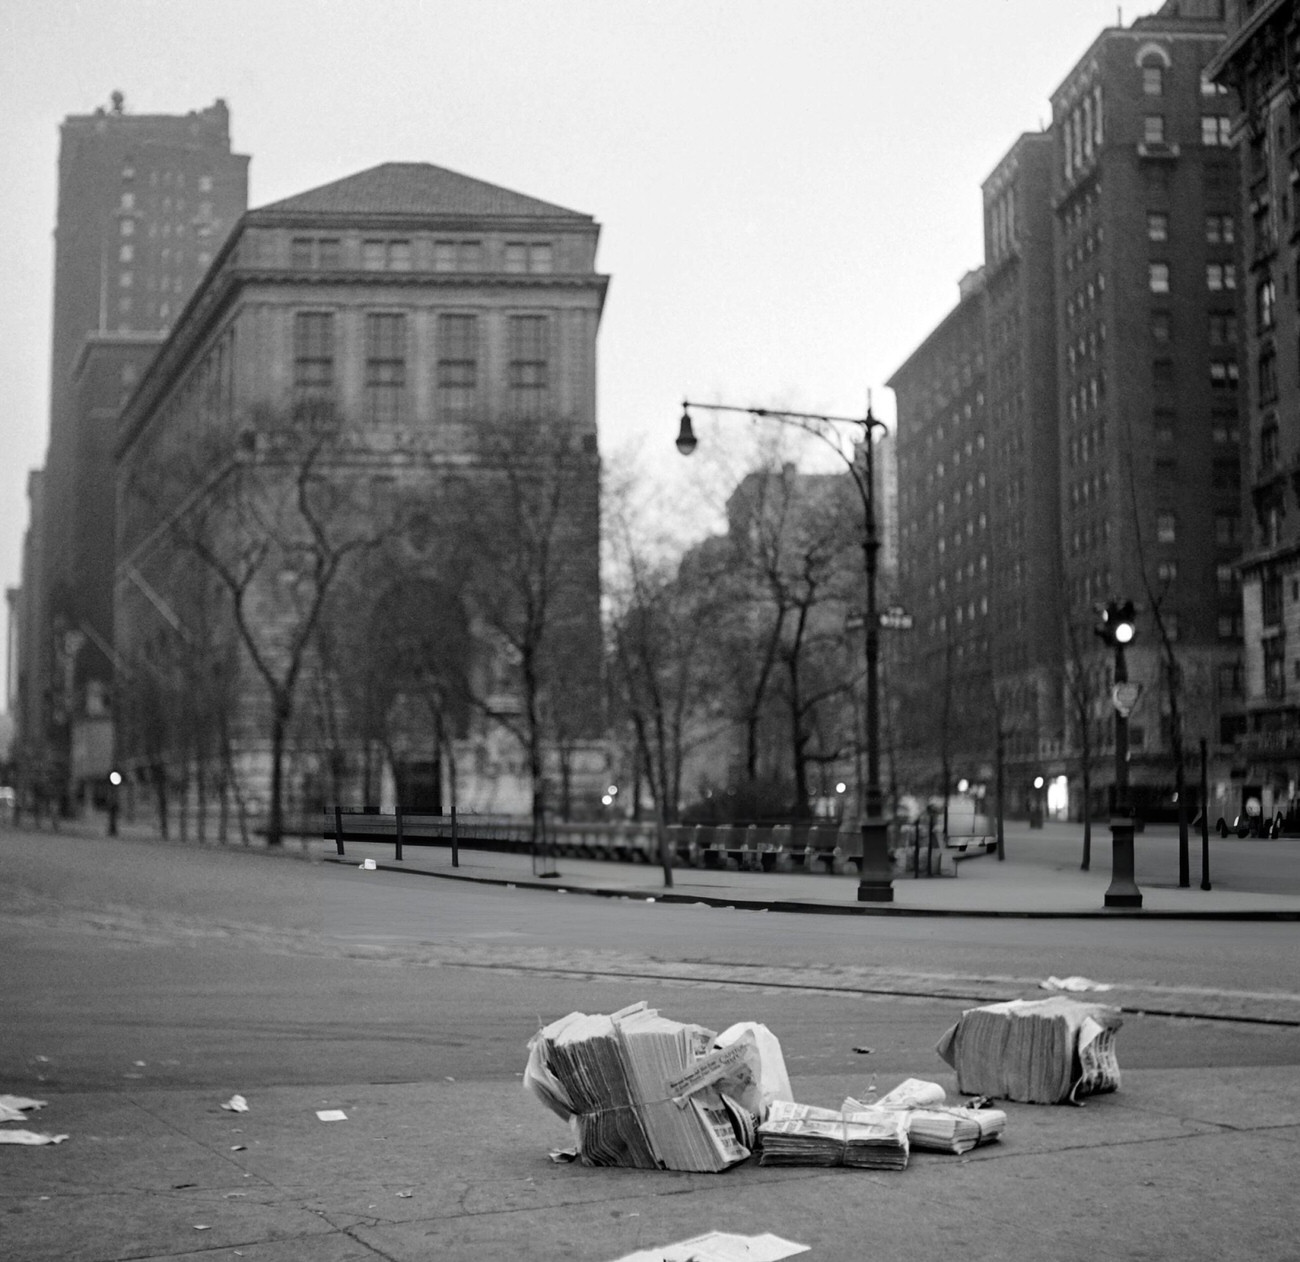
318, 833, 1300, 920
5, 1066, 1297, 1261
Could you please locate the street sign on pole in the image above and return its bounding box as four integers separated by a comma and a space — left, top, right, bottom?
1112, 681, 1140, 717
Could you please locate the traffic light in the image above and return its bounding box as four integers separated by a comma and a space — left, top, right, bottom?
1094, 600, 1136, 647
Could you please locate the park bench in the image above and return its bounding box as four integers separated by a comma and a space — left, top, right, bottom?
325, 807, 534, 861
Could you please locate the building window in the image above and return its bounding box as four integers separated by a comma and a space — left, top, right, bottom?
1208, 313, 1237, 346
1256, 278, 1275, 330
362, 239, 411, 272
1259, 350, 1278, 404
387, 239, 412, 271
293, 236, 341, 269
1151, 312, 1171, 343
1143, 115, 1165, 144
1157, 513, 1176, 543
507, 315, 549, 412
1147, 211, 1168, 242
1206, 263, 1236, 291
1218, 662, 1242, 695
1157, 561, 1178, 583
293, 311, 334, 394
1264, 636, 1286, 700
1262, 572, 1284, 627
121, 218, 134, 237
1210, 361, 1239, 389
436, 313, 478, 408
1201, 115, 1231, 146
120, 191, 135, 210
1149, 262, 1170, 293
1214, 514, 1240, 546
119, 243, 133, 263
503, 242, 554, 274
119, 270, 132, 288
1261, 423, 1280, 471
1205, 214, 1234, 243
1216, 563, 1236, 596
198, 175, 213, 192
364, 312, 406, 423
434, 240, 482, 272
1143, 65, 1164, 96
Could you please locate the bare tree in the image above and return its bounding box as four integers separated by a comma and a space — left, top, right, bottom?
158, 403, 392, 845
445, 418, 601, 845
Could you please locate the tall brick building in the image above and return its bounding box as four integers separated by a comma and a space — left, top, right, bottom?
890, 1, 1246, 821
1209, 0, 1300, 824
114, 162, 608, 831
16, 94, 247, 812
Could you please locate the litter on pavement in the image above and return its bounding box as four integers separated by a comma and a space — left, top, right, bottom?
1041, 975, 1113, 992
525, 1003, 1014, 1174
0, 1094, 66, 1144
221, 1094, 249, 1112
359, 858, 377, 870
937, 997, 1122, 1104
0, 1095, 46, 1122
315, 1109, 348, 1121
610, 1231, 810, 1261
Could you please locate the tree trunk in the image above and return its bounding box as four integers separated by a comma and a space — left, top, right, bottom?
267, 702, 288, 847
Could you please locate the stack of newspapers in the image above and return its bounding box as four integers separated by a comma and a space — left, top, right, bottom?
524, 1003, 786, 1171
757, 1101, 909, 1170
935, 997, 1123, 1104
846, 1079, 1006, 1154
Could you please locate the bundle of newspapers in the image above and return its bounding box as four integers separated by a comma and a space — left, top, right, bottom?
524, 1002, 792, 1172
757, 1100, 909, 1169
935, 997, 1122, 1105
843, 1078, 1006, 1154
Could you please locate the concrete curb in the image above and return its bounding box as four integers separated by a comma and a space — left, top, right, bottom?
321, 857, 1300, 922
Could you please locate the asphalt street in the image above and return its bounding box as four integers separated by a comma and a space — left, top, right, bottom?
2, 826, 1298, 1261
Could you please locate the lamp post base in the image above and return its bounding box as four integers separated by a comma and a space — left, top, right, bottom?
856, 817, 894, 902
1104, 815, 1143, 908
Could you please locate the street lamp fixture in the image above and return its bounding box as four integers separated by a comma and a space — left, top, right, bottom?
676, 398, 894, 901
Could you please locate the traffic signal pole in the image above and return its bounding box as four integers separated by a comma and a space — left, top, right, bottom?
1103, 610, 1142, 909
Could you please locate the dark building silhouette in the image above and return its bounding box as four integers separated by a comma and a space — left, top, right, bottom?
890, 1, 1245, 822
18, 94, 248, 811
1208, 0, 1300, 826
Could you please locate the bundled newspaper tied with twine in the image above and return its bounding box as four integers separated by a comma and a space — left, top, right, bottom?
756, 1100, 909, 1170
843, 1078, 1007, 1154
524, 1002, 792, 1172
935, 997, 1122, 1105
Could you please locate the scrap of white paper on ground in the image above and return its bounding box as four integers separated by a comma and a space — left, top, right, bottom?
0, 1130, 69, 1145
221, 1094, 249, 1112
611, 1232, 809, 1262
1041, 976, 1113, 993
316, 1109, 348, 1121
359, 859, 377, 870
0, 1095, 46, 1122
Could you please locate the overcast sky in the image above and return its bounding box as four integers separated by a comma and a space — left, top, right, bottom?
0, 0, 1166, 700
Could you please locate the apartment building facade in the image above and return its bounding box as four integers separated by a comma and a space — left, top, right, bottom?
18, 94, 248, 812
114, 162, 609, 829
1209, 0, 1300, 824
890, 1, 1247, 822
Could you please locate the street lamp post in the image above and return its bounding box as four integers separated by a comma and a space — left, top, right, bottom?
677, 399, 894, 901
1096, 600, 1142, 908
